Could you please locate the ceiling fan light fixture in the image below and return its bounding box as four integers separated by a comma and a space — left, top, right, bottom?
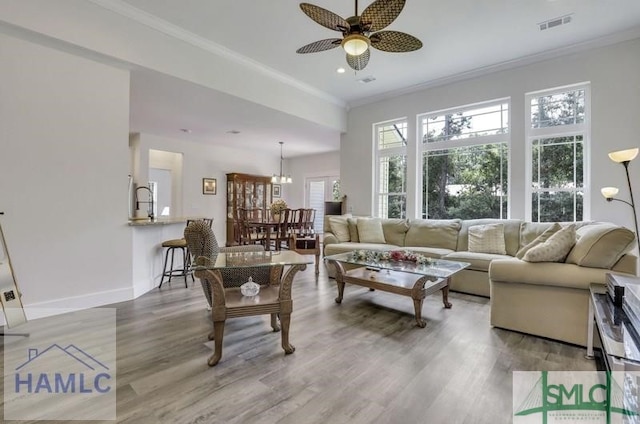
341, 34, 370, 56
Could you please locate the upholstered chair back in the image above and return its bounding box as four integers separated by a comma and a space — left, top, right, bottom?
184, 220, 219, 259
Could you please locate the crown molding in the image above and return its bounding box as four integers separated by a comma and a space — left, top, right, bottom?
88, 0, 346, 108
348, 27, 640, 109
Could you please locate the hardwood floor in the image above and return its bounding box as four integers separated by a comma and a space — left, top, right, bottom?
2, 258, 595, 423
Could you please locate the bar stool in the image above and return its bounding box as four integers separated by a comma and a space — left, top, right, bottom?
159, 218, 213, 288
158, 238, 191, 288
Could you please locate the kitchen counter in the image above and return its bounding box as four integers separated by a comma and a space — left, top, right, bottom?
129, 217, 207, 297
128, 217, 204, 227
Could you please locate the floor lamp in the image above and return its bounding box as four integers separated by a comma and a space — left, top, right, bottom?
601, 147, 639, 256
0, 212, 29, 336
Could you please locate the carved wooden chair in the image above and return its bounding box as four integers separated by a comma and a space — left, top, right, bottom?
184, 220, 298, 366
237, 208, 267, 246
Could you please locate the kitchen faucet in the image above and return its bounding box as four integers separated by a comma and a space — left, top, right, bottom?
135, 186, 154, 219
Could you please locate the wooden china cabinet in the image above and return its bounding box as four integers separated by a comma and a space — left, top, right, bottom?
226, 173, 273, 245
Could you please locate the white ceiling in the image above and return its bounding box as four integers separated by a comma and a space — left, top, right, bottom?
123, 0, 640, 102
97, 1, 640, 155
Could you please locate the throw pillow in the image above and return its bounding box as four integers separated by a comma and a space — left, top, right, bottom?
468, 223, 507, 255
523, 224, 576, 263
516, 222, 562, 259
357, 218, 386, 244
347, 217, 360, 242
328, 215, 351, 242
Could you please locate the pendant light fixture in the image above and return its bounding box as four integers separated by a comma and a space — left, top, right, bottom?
272, 141, 292, 184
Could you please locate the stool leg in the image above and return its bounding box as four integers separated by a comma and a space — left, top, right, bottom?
182, 247, 188, 288
167, 247, 175, 283
159, 247, 171, 288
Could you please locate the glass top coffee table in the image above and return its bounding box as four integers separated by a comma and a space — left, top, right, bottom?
325, 251, 469, 328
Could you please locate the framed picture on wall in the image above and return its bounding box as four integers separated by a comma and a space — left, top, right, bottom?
273, 184, 281, 198
202, 178, 217, 195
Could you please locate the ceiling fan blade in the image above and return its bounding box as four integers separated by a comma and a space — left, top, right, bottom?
300, 3, 349, 32
296, 38, 342, 54
370, 30, 422, 52
361, 0, 406, 32
346, 49, 370, 71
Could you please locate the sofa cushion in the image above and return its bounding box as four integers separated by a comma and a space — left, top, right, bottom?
565, 224, 636, 269
523, 224, 576, 263
459, 219, 521, 256
405, 246, 456, 259
519, 221, 593, 248
444, 251, 511, 272
328, 215, 351, 242
357, 218, 386, 243
489, 258, 631, 290
516, 222, 561, 259
324, 242, 398, 256
468, 223, 506, 255
382, 219, 410, 246
519, 222, 556, 247
347, 218, 359, 242
405, 219, 461, 250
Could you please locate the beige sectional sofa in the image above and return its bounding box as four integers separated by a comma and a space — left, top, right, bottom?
322, 215, 637, 346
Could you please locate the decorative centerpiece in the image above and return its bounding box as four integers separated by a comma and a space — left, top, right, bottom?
270, 199, 288, 221
240, 277, 260, 297
350, 249, 433, 265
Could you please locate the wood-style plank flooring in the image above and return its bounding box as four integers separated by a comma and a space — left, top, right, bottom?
2, 257, 595, 423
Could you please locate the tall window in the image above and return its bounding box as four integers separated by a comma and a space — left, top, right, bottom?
418, 100, 509, 219
375, 119, 407, 218
526, 84, 589, 222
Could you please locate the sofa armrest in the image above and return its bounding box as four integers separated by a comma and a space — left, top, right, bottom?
323, 233, 339, 246
612, 254, 637, 275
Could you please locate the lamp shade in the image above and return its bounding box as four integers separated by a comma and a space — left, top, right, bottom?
342, 34, 370, 56
608, 148, 639, 163
601, 187, 619, 199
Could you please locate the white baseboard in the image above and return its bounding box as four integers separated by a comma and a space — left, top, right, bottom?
0, 286, 134, 326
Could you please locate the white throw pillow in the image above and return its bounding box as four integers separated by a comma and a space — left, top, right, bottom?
468, 223, 506, 255
328, 215, 350, 242
523, 224, 576, 263
357, 218, 386, 244
516, 222, 562, 259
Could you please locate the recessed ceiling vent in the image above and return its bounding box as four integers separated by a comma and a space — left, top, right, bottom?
539, 14, 573, 31
357, 76, 376, 84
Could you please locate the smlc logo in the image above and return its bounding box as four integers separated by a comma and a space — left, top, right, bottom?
14, 344, 111, 394
514, 371, 639, 423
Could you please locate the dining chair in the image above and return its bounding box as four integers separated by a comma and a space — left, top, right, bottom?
184, 220, 298, 367
301, 209, 316, 235
272, 208, 292, 250
237, 208, 267, 246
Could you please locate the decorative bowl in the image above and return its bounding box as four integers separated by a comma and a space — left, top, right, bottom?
240, 277, 260, 297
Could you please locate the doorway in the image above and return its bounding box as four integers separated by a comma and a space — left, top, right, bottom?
305, 176, 340, 234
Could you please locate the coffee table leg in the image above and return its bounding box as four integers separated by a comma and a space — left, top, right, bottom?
330, 260, 346, 304
208, 320, 225, 366
442, 281, 452, 309
413, 298, 427, 328
335, 280, 345, 304
280, 312, 296, 354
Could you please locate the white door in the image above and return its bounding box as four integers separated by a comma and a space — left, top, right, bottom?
306, 176, 340, 233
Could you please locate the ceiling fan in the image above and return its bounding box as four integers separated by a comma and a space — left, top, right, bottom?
296, 0, 422, 71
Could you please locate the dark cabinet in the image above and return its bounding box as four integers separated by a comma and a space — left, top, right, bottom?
226, 173, 273, 245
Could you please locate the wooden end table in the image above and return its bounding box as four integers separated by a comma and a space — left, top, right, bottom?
289, 234, 320, 275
